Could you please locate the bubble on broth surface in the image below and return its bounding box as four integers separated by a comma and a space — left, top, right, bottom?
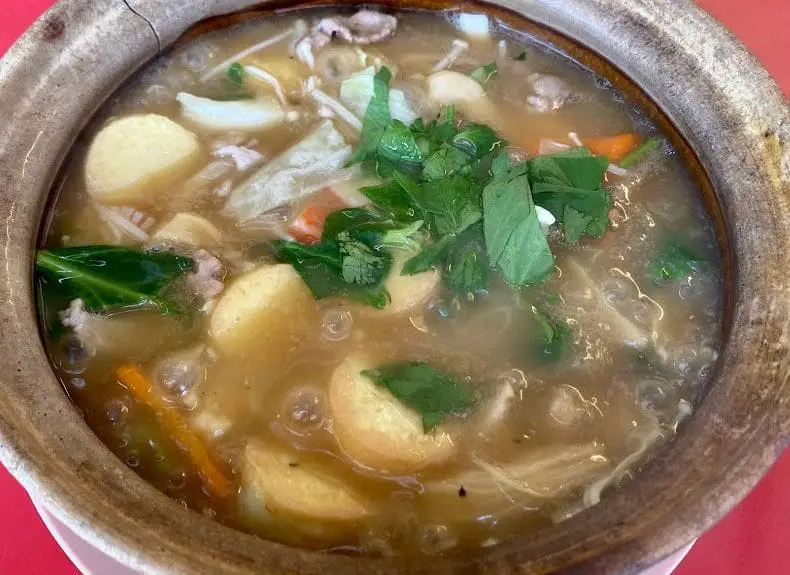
419, 524, 458, 555
105, 399, 128, 427
281, 387, 325, 435
321, 308, 353, 341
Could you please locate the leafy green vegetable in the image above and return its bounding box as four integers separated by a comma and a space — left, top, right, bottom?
531, 306, 571, 362
469, 62, 498, 85
35, 247, 194, 315
444, 224, 490, 293
360, 180, 422, 223
452, 124, 502, 160
483, 154, 554, 285
274, 234, 392, 301
647, 239, 703, 284
376, 120, 423, 176
528, 148, 610, 242
378, 221, 427, 253
347, 67, 393, 166
361, 361, 476, 431
619, 136, 661, 169
402, 234, 454, 275
227, 62, 245, 85
321, 208, 392, 242
423, 144, 472, 181
394, 172, 481, 237
515, 51, 527, 61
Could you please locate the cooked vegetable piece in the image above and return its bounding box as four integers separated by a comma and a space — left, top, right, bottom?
177, 92, 285, 131
531, 306, 572, 361
223, 120, 352, 223
84, 114, 201, 204
444, 224, 490, 293
347, 67, 394, 166
36, 246, 193, 315
241, 441, 370, 524
619, 136, 662, 168
374, 249, 440, 315
328, 353, 458, 472
152, 213, 222, 248
528, 148, 610, 241
209, 264, 317, 357
469, 62, 498, 85
116, 364, 232, 498
339, 67, 418, 125
287, 188, 350, 244
583, 133, 640, 163
427, 70, 485, 104
647, 238, 703, 284
227, 62, 246, 85
483, 155, 554, 285
361, 361, 476, 431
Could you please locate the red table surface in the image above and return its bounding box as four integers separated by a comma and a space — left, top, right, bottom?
1, 1, 789, 573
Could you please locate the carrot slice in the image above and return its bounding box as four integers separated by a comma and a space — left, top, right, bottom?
287, 187, 348, 244
116, 364, 232, 498
583, 133, 640, 163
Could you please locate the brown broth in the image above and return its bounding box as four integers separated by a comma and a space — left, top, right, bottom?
38, 8, 722, 556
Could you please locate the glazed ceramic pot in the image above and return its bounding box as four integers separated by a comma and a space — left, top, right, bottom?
0, 1, 789, 573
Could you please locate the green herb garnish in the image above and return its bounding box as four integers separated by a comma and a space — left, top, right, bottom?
515, 51, 527, 61
483, 154, 555, 285
531, 306, 571, 361
227, 62, 245, 85
347, 67, 393, 166
361, 361, 476, 431
647, 238, 703, 284
35, 246, 194, 315
619, 137, 661, 169
469, 62, 498, 85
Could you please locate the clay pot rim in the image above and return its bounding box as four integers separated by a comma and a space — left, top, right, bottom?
0, 1, 789, 573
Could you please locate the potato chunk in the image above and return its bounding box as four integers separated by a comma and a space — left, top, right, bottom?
375, 250, 440, 316
209, 264, 317, 359
151, 213, 221, 248
328, 352, 457, 473
240, 441, 371, 525
84, 114, 201, 204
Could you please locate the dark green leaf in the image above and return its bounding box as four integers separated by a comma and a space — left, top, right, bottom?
394, 172, 481, 237
451, 124, 502, 160
322, 208, 391, 242
563, 205, 592, 244
531, 306, 571, 362
347, 66, 393, 166
619, 136, 661, 169
515, 51, 527, 61
423, 144, 471, 181
528, 147, 608, 190
469, 62, 498, 85
361, 361, 476, 431
227, 62, 245, 85
376, 120, 423, 176
273, 240, 347, 299
483, 157, 554, 285
402, 234, 454, 275
360, 180, 422, 223
444, 225, 490, 293
35, 246, 194, 315
647, 239, 703, 284
338, 232, 392, 286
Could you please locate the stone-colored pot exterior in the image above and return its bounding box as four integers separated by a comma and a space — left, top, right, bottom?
1, 0, 789, 573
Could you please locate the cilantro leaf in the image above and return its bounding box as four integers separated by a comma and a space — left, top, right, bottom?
347, 66, 393, 166
469, 62, 498, 85
394, 172, 481, 237
361, 361, 476, 431
483, 155, 554, 285
35, 246, 194, 316
339, 233, 390, 286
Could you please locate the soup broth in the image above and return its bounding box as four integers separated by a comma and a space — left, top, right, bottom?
36, 7, 723, 556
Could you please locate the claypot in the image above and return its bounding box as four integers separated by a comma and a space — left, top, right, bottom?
0, 1, 789, 573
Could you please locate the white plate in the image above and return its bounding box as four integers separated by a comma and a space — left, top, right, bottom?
30, 495, 693, 575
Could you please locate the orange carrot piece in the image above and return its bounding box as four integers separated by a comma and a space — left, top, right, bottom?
116, 364, 232, 498
583, 133, 641, 163
287, 187, 348, 244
